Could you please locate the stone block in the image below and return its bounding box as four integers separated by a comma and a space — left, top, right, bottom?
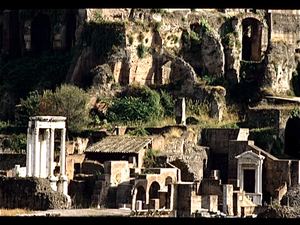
201, 195, 218, 212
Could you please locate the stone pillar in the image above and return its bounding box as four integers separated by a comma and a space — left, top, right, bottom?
33, 126, 40, 177
45, 129, 50, 177
175, 97, 186, 125
223, 184, 234, 216
169, 184, 174, 210
48, 128, 58, 191
26, 127, 32, 177
131, 188, 137, 210
40, 129, 48, 178
58, 128, 68, 195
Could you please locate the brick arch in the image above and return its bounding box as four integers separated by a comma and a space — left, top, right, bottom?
241, 17, 262, 61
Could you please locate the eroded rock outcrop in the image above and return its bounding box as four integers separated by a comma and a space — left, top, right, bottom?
0, 176, 69, 210
263, 41, 296, 94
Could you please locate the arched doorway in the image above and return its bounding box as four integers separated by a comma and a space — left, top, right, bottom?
149, 181, 160, 199
31, 14, 51, 54
136, 185, 146, 209
242, 18, 262, 61
285, 116, 300, 158
137, 186, 146, 201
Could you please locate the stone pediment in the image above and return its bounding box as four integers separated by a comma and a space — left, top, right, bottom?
235, 150, 265, 160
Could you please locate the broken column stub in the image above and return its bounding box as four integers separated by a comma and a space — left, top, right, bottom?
26, 116, 68, 196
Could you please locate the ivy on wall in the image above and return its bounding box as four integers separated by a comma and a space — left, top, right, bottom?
80, 19, 126, 59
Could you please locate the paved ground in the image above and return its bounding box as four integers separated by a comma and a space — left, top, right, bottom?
17, 208, 132, 217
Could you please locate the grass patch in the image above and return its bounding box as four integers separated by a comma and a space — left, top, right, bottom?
0, 208, 33, 216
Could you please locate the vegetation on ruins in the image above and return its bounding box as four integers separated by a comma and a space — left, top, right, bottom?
106, 84, 163, 125
80, 13, 126, 59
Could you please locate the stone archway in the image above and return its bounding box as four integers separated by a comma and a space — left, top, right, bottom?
149, 181, 160, 199
242, 18, 262, 61
31, 14, 51, 54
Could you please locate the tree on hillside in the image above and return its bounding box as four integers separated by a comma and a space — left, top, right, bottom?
21, 84, 90, 135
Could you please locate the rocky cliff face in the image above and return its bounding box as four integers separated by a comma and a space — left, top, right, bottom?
263, 42, 296, 94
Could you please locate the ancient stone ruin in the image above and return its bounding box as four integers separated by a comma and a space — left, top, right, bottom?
0, 116, 70, 210
2, 8, 300, 218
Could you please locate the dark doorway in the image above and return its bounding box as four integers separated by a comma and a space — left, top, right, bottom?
285, 116, 300, 158
242, 18, 262, 61
212, 153, 228, 184
136, 186, 146, 209
65, 13, 76, 50
31, 14, 51, 54
137, 186, 146, 201
149, 181, 160, 199
243, 169, 255, 193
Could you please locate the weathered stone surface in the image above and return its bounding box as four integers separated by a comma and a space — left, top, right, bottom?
0, 176, 69, 210
91, 63, 113, 86
200, 32, 225, 77
281, 184, 300, 207
263, 41, 296, 94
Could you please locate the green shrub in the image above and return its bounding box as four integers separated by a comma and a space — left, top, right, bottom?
106, 85, 163, 124
128, 126, 149, 136
137, 44, 147, 58
159, 89, 175, 117
143, 148, 159, 168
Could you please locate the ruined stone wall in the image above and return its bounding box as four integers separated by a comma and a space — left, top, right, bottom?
269, 10, 300, 47
0, 176, 69, 210
104, 161, 130, 186
200, 128, 241, 154
248, 105, 294, 130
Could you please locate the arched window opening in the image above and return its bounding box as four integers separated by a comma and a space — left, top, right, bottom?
242, 18, 262, 61
31, 14, 51, 54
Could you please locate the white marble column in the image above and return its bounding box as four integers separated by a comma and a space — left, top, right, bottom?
39, 129, 48, 178
48, 128, 58, 191
45, 129, 50, 177
26, 127, 32, 177
58, 128, 68, 195
33, 126, 40, 177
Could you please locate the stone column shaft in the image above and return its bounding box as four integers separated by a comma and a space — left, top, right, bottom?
26, 127, 32, 176
60, 128, 66, 176
33, 125, 40, 177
